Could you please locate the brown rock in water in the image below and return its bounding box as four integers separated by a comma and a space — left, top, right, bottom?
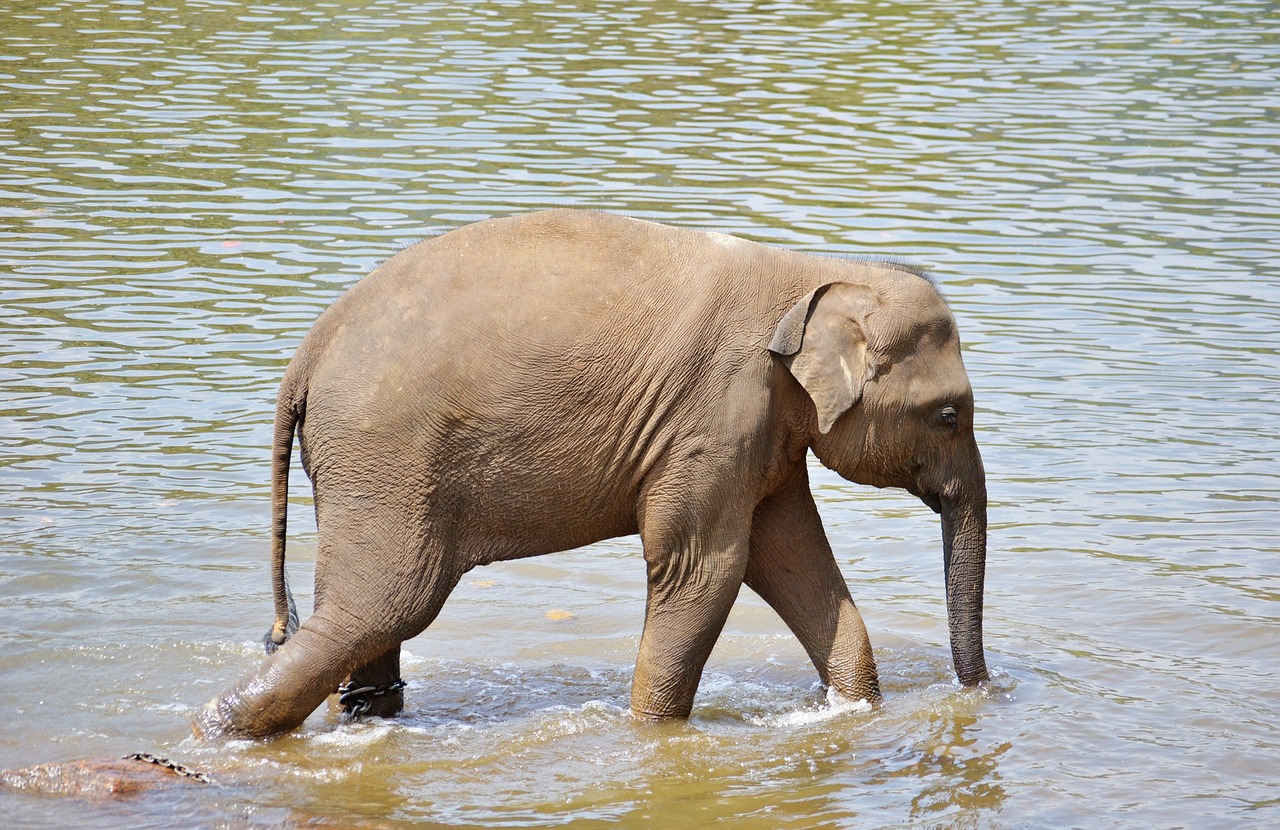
0, 754, 212, 798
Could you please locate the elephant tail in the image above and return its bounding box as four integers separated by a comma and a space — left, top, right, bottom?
262, 371, 303, 653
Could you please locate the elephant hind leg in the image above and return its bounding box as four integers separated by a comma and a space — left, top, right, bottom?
195, 591, 452, 740
195, 538, 464, 740
193, 608, 385, 739
339, 644, 405, 719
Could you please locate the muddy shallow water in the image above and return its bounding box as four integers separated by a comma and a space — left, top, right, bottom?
2, 0, 1278, 827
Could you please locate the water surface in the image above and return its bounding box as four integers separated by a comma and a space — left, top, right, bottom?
2, 0, 1278, 827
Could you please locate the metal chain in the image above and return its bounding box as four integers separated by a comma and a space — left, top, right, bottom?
124, 752, 214, 784
336, 678, 407, 719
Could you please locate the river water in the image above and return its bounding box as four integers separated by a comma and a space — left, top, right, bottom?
1, 0, 1277, 827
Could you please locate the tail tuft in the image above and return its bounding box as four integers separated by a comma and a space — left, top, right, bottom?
262, 577, 299, 654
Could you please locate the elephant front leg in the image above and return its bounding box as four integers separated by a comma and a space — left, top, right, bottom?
630, 518, 751, 720
743, 478, 881, 705
338, 644, 405, 719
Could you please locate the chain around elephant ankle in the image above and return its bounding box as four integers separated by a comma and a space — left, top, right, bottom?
336, 679, 407, 718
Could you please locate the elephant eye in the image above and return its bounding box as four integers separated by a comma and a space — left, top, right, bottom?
940, 405, 958, 430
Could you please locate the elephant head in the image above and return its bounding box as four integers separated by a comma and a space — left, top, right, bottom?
768, 277, 990, 687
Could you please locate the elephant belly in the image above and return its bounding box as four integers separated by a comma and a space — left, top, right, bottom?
435, 430, 645, 565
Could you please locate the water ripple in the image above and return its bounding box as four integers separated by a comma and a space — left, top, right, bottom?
2, 0, 1279, 827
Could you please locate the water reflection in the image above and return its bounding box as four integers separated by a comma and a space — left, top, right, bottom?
905, 715, 1009, 822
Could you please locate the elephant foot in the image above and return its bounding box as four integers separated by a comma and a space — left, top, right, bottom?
337, 678, 406, 719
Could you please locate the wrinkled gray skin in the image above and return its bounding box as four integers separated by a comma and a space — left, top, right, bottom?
193, 209, 989, 739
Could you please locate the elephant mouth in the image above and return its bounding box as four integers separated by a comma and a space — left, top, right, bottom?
907, 484, 944, 515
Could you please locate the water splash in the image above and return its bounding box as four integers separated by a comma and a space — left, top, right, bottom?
749, 688, 874, 729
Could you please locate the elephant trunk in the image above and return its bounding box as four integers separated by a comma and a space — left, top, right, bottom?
941, 483, 989, 687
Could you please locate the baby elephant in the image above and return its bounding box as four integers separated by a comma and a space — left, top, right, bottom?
194, 209, 989, 739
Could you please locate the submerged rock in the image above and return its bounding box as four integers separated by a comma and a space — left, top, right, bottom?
0, 753, 213, 798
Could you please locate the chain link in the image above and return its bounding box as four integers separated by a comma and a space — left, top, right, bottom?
124, 752, 214, 784
337, 678, 407, 719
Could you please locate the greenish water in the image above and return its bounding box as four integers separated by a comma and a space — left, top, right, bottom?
2, 0, 1278, 827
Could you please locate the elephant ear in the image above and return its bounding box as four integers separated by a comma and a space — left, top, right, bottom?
768, 282, 879, 434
